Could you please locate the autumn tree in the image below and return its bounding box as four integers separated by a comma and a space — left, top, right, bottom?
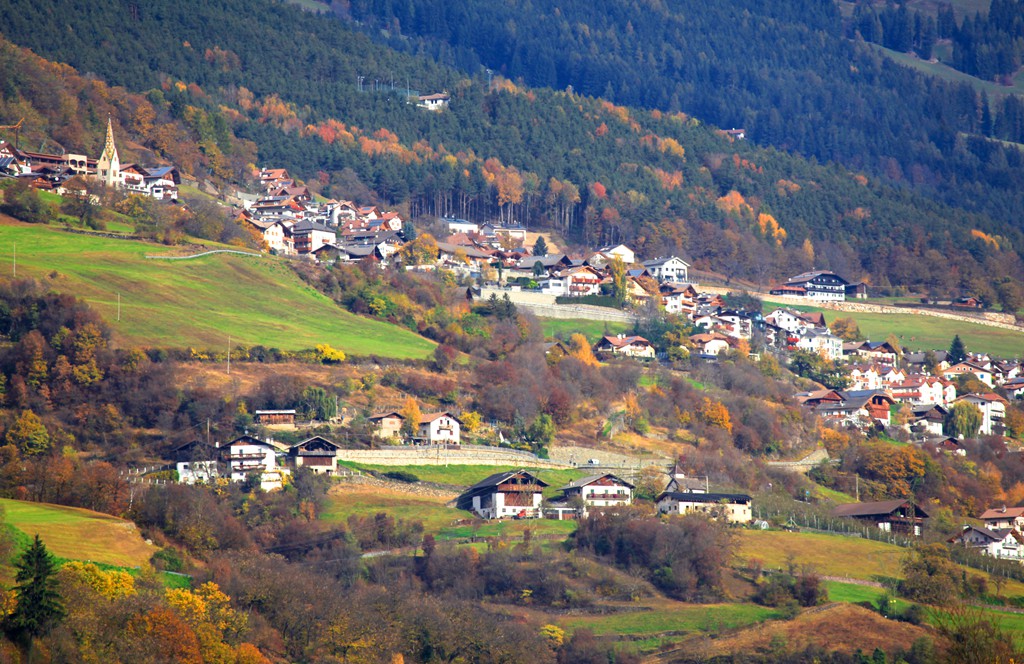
567, 333, 599, 367
829, 317, 862, 342
7, 535, 64, 640
607, 256, 629, 307
399, 233, 439, 266
399, 397, 422, 439
5, 410, 50, 456
697, 398, 733, 433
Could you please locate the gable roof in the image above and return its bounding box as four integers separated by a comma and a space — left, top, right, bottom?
465, 470, 549, 492
598, 334, 653, 349
831, 499, 928, 519
980, 506, 1024, 520
655, 491, 752, 504
558, 473, 636, 491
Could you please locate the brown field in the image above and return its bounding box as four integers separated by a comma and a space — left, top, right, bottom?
684, 603, 933, 660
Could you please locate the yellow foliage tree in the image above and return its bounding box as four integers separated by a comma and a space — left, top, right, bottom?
400, 397, 422, 438
568, 333, 599, 367
697, 398, 733, 433
60, 562, 136, 599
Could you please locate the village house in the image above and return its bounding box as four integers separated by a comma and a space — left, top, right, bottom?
594, 334, 656, 359
542, 265, 605, 297
949, 525, 1024, 561
814, 389, 895, 427
289, 436, 340, 475
955, 393, 1008, 436
889, 376, 956, 406
764, 308, 826, 334
660, 282, 698, 316
943, 361, 995, 388
222, 435, 289, 491
848, 364, 883, 391
907, 404, 949, 437
457, 470, 548, 519
589, 244, 636, 266
1004, 376, 1024, 400
556, 473, 634, 514
172, 440, 221, 485
980, 506, 1024, 530
831, 499, 929, 536
368, 411, 405, 439
290, 219, 337, 254
793, 328, 843, 361
689, 332, 733, 357
655, 491, 753, 524
415, 412, 461, 445
642, 256, 690, 283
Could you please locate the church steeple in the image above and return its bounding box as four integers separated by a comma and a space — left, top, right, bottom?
97, 116, 120, 188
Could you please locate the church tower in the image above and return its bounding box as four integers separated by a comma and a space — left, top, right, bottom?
97, 116, 120, 188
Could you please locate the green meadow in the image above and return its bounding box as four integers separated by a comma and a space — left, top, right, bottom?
764, 299, 1024, 358
0, 498, 158, 568
0, 220, 435, 358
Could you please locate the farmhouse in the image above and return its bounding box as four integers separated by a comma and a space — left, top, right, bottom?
556, 473, 634, 513
655, 491, 753, 524
416, 412, 461, 445
289, 436, 340, 474
172, 440, 221, 485
368, 411, 405, 439
457, 470, 548, 519
831, 499, 928, 536
943, 361, 995, 388
980, 506, 1024, 530
222, 435, 289, 491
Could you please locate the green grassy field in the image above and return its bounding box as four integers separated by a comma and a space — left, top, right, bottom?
0, 498, 158, 568
865, 43, 1024, 99
320, 483, 579, 541
558, 601, 781, 645
764, 299, 1024, 358
541, 318, 632, 342
338, 462, 586, 495
0, 220, 435, 357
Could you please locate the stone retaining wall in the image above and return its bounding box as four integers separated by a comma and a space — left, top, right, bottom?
335, 445, 570, 469
481, 287, 638, 322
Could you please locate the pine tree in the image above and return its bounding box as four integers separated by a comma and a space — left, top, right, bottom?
948, 334, 967, 363
7, 535, 65, 639
533, 235, 548, 257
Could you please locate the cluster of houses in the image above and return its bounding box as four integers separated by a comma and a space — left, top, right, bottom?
0, 119, 180, 200
455, 462, 754, 523
237, 167, 407, 259
794, 342, 1021, 439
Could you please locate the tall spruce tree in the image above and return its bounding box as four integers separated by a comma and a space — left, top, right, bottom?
533, 235, 548, 257
7, 535, 64, 639
948, 334, 967, 364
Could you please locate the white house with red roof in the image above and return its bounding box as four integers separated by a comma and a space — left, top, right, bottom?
594, 334, 656, 359
943, 361, 995, 388
416, 412, 461, 445
980, 505, 1024, 530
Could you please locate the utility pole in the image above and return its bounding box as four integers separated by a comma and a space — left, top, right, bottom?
12, 243, 15, 277
227, 336, 231, 374
117, 292, 121, 322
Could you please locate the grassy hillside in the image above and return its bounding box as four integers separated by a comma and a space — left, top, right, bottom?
764, 299, 1024, 358
0, 219, 435, 358
1, 498, 157, 568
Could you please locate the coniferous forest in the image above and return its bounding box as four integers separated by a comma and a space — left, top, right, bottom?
1, 0, 1023, 298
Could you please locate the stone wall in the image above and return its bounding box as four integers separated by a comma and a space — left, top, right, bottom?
335, 444, 570, 469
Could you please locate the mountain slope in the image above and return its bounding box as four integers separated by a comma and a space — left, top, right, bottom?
0, 2, 1022, 301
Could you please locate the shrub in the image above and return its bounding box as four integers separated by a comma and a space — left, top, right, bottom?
383, 471, 419, 483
